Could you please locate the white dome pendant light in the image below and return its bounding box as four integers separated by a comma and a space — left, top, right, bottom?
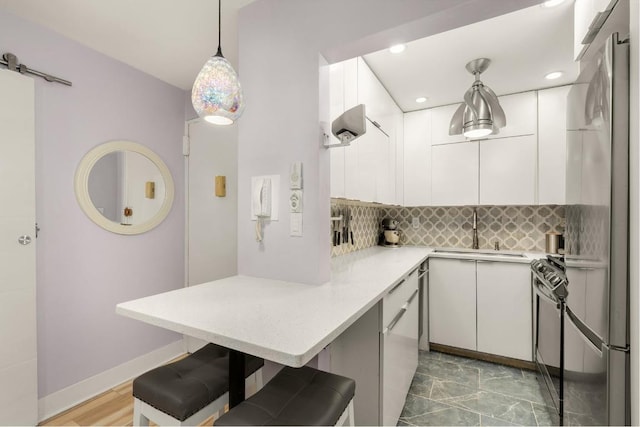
191, 0, 244, 125
449, 58, 506, 138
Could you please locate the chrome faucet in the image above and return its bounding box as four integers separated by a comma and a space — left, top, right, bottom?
472, 208, 479, 249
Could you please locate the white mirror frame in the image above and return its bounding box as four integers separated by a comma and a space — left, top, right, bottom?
75, 140, 175, 235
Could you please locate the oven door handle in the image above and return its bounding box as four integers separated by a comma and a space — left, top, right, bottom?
566, 306, 605, 357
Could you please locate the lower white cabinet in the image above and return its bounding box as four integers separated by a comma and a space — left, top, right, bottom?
322, 266, 420, 426
381, 270, 419, 426
429, 257, 533, 361
428, 258, 477, 350
476, 261, 532, 361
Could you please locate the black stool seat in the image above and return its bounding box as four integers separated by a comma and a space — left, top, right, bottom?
133, 344, 264, 422
215, 366, 355, 426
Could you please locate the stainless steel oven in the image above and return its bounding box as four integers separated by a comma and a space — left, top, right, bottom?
531, 256, 568, 425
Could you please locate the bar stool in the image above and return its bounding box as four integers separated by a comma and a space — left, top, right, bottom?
215, 366, 355, 426
132, 344, 264, 426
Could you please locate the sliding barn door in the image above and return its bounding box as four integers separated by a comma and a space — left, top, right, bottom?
0, 70, 37, 424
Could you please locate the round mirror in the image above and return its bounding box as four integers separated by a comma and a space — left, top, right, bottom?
75, 141, 174, 235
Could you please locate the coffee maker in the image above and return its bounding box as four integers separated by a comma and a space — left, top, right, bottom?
380, 218, 401, 247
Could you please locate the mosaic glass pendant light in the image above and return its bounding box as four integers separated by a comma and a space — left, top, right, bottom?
191, 0, 244, 125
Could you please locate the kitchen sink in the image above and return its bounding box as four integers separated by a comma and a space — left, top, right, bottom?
432, 249, 526, 258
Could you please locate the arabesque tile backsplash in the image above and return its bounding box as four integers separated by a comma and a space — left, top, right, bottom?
330, 199, 565, 257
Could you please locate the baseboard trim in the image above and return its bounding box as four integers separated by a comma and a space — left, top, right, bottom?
429, 343, 537, 371
38, 340, 185, 422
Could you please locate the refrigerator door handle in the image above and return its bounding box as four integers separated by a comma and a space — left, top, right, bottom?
566, 306, 605, 357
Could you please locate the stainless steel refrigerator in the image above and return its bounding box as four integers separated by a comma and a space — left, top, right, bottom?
563, 31, 629, 425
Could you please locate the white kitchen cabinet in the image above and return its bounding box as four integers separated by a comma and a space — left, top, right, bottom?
538, 86, 570, 205
479, 135, 537, 205
329, 62, 346, 198
574, 0, 617, 60
394, 109, 405, 205
431, 142, 478, 206
476, 261, 532, 361
486, 92, 537, 140
428, 258, 477, 351
430, 103, 467, 145
331, 57, 400, 204
330, 59, 358, 200
403, 110, 431, 206
431, 92, 536, 146
381, 268, 419, 427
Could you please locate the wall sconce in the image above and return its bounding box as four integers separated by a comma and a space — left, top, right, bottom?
145, 181, 155, 199
215, 176, 226, 197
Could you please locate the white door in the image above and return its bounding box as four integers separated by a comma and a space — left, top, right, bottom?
185, 120, 238, 352
431, 141, 479, 206
0, 70, 38, 424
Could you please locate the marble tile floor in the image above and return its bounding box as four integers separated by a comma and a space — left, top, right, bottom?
398, 350, 559, 426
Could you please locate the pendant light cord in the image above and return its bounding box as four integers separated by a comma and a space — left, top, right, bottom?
215, 0, 223, 57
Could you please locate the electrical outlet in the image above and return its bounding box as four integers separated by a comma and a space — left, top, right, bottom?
412, 217, 420, 229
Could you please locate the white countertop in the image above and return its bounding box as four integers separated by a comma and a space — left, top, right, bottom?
116, 246, 431, 368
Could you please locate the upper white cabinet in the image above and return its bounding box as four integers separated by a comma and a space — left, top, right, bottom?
430, 103, 467, 145
573, 0, 617, 60
479, 135, 537, 205
403, 110, 431, 206
329, 57, 401, 204
538, 86, 570, 205
431, 142, 479, 206
430, 91, 536, 146
487, 92, 537, 140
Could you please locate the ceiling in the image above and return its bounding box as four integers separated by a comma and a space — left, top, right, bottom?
363, 0, 578, 111
0, 0, 577, 105
0, 0, 255, 90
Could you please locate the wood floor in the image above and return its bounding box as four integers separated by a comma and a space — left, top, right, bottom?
39, 354, 218, 427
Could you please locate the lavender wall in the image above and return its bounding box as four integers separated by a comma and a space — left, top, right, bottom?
0, 10, 185, 397
237, 0, 540, 284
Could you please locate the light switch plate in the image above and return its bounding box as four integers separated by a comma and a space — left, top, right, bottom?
289, 190, 303, 213
290, 212, 303, 237
290, 162, 302, 189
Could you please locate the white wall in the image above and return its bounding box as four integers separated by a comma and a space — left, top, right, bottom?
629, 3, 639, 424
236, 0, 540, 284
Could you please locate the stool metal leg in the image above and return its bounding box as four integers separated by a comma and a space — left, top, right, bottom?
133, 399, 150, 426
335, 399, 355, 426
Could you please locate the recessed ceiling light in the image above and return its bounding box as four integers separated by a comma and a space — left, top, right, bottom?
545, 71, 563, 80
389, 44, 406, 54
416, 97, 427, 103
541, 0, 565, 7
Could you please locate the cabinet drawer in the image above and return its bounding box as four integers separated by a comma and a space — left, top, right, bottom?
383, 267, 419, 326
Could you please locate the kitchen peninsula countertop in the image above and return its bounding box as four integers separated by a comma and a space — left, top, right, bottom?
117, 246, 431, 368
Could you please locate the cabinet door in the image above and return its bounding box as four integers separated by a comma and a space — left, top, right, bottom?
330, 59, 358, 200
538, 86, 570, 205
329, 62, 345, 198
382, 287, 419, 427
486, 92, 537, 140
428, 258, 476, 350
430, 103, 467, 145
431, 142, 479, 206
403, 110, 431, 206
479, 135, 536, 205
476, 261, 532, 361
